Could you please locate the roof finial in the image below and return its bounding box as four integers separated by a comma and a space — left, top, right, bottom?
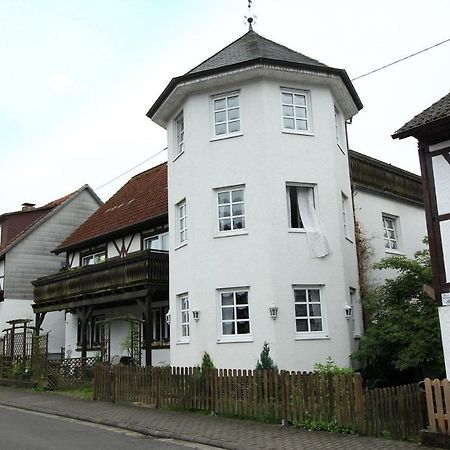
244, 0, 256, 31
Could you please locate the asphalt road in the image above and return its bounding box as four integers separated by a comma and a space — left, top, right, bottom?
0, 404, 221, 450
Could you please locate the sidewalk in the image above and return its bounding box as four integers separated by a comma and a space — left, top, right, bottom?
0, 386, 439, 450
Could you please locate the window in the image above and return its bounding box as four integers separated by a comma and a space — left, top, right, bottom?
77, 315, 104, 349
0, 275, 4, 291
175, 112, 184, 158
219, 289, 250, 338
341, 193, 351, 239
151, 305, 170, 343
217, 187, 245, 233
179, 294, 190, 341
281, 89, 310, 132
144, 232, 169, 252
177, 200, 187, 245
286, 184, 314, 229
335, 106, 344, 150
213, 92, 240, 137
81, 251, 106, 266
294, 286, 327, 338
382, 214, 399, 251
0, 224, 2, 245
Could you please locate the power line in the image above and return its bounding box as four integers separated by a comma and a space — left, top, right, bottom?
94, 147, 167, 192
351, 37, 450, 81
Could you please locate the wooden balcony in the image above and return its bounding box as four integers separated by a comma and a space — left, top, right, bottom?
32, 250, 168, 313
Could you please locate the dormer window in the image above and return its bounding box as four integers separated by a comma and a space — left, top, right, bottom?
175, 112, 184, 158
212, 92, 241, 138
281, 88, 311, 133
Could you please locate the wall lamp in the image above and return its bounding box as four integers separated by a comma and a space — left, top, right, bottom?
192, 308, 200, 322
344, 304, 353, 320
269, 304, 278, 320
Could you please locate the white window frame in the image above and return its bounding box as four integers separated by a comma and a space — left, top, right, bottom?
174, 112, 184, 160
286, 183, 316, 232
382, 213, 401, 253
214, 185, 247, 237
341, 192, 353, 241
217, 287, 252, 343
293, 285, 328, 340
177, 293, 190, 343
211, 91, 242, 140
143, 232, 169, 252
81, 251, 106, 266
176, 199, 187, 248
334, 106, 345, 153
281, 88, 312, 135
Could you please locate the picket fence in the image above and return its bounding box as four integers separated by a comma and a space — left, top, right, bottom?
94, 365, 424, 440
424, 378, 450, 434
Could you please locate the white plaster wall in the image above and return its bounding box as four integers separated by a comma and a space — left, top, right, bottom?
0, 259, 4, 285
441, 221, 450, 284
432, 155, 450, 216
439, 306, 450, 379
167, 75, 361, 371
353, 189, 427, 288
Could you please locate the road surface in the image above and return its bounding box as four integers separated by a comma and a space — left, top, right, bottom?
0, 404, 221, 450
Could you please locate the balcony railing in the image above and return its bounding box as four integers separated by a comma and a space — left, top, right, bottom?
32, 250, 168, 311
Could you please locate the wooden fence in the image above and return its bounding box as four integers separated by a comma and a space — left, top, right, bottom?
94, 365, 425, 439
424, 378, 450, 434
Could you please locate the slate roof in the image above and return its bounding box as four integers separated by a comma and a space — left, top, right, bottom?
147, 30, 362, 119
56, 163, 168, 253
187, 30, 327, 75
0, 188, 89, 257
393, 91, 450, 139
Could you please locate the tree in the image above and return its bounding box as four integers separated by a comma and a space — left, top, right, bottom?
200, 352, 215, 370
256, 342, 277, 370
352, 248, 445, 386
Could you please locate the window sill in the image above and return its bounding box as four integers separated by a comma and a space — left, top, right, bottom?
385, 249, 404, 256
214, 230, 248, 239
295, 333, 330, 341
210, 132, 243, 142
217, 335, 253, 344
282, 130, 314, 137
175, 242, 188, 251
288, 228, 306, 233
176, 340, 190, 345
353, 334, 362, 340
173, 151, 184, 162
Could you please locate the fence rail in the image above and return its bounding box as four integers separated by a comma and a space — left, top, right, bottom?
94, 365, 424, 440
424, 378, 450, 434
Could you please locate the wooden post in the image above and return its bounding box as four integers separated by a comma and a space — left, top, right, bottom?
144, 290, 153, 367
78, 307, 92, 358
35, 313, 46, 336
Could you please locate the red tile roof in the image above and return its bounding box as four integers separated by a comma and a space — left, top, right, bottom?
56, 163, 168, 252
0, 191, 78, 256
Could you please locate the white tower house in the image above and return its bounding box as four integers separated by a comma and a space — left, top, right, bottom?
148, 30, 363, 371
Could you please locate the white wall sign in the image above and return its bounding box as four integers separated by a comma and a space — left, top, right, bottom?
442, 292, 450, 306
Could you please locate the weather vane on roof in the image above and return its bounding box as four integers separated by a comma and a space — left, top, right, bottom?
244, 0, 256, 31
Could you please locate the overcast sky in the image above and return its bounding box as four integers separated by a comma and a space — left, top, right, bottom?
1, 0, 449, 212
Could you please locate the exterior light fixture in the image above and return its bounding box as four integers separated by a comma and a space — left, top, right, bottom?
269, 304, 278, 320
344, 304, 352, 320
165, 310, 171, 325
192, 308, 200, 322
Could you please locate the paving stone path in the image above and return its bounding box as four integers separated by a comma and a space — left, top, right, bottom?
0, 386, 440, 450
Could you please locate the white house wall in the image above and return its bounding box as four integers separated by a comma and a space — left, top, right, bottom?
353, 189, 427, 287
168, 76, 362, 371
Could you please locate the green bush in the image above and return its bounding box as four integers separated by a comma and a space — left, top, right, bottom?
256, 342, 277, 370
200, 352, 215, 370
313, 357, 353, 376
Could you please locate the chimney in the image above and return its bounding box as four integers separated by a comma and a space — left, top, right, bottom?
22, 203, 36, 211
